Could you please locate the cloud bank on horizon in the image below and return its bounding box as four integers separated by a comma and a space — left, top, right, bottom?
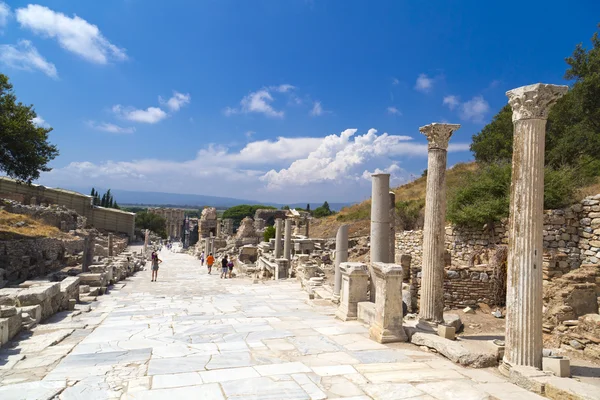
41, 128, 471, 203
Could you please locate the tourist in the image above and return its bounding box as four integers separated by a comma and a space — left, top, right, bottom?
220, 255, 228, 279
151, 251, 162, 282
200, 251, 205, 266
227, 257, 234, 278
206, 253, 215, 275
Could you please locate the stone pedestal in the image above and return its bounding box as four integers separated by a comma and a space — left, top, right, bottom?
333, 225, 349, 303
370, 173, 391, 301
418, 123, 460, 329
369, 262, 407, 343
335, 262, 369, 321
275, 259, 290, 280
283, 219, 292, 261
504, 83, 567, 370
274, 219, 283, 258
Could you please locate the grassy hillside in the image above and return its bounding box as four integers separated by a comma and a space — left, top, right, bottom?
0, 210, 75, 240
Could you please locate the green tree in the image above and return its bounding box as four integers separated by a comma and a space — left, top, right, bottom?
313, 201, 334, 218
470, 104, 513, 164
135, 211, 167, 238
306, 203, 310, 212
222, 204, 276, 227
263, 225, 276, 242
281, 205, 290, 210
0, 74, 59, 182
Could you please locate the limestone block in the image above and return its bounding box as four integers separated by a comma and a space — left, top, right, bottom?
0, 288, 22, 306
0, 305, 17, 317
78, 273, 107, 287
16, 282, 60, 306
0, 312, 22, 345
335, 262, 369, 321
542, 357, 570, 377
437, 324, 456, 340
79, 285, 90, 294
68, 299, 76, 311
411, 332, 497, 368
19, 304, 42, 323
59, 276, 80, 310
369, 262, 408, 343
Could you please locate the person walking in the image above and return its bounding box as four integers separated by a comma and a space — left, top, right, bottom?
151, 251, 162, 282
227, 257, 234, 279
221, 255, 229, 279
200, 251, 205, 266
206, 253, 215, 275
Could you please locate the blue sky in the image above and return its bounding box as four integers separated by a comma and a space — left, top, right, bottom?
1, 0, 599, 203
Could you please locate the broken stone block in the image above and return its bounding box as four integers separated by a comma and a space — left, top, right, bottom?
78, 273, 107, 287
443, 314, 463, 333
68, 299, 76, 311
463, 306, 475, 314
18, 305, 42, 323
0, 312, 22, 346
543, 357, 570, 377
79, 285, 90, 294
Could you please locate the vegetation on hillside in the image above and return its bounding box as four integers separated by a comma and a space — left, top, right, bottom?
263, 225, 276, 242
0, 210, 73, 240
0, 74, 59, 182
450, 24, 600, 227
312, 201, 335, 218
135, 211, 167, 238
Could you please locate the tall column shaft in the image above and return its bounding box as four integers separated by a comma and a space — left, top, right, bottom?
108, 233, 114, 257
418, 123, 460, 326
283, 219, 292, 261
216, 219, 222, 238
334, 225, 349, 299
370, 174, 391, 302
419, 148, 448, 323
389, 192, 396, 264
504, 83, 567, 369
274, 218, 283, 258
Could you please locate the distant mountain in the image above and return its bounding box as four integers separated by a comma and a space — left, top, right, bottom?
63, 186, 352, 211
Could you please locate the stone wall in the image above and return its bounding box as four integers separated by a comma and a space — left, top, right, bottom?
1, 199, 86, 231
400, 194, 600, 310
0, 237, 85, 286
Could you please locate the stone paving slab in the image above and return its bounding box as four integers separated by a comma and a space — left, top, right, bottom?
0, 250, 557, 399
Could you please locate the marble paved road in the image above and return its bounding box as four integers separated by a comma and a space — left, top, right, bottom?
0, 250, 545, 400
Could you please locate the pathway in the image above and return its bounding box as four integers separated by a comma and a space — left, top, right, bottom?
0, 250, 544, 399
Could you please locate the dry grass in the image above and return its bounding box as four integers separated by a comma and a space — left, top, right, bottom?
579, 179, 600, 199
0, 210, 74, 240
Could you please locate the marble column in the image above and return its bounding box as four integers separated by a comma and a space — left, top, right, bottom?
389, 191, 396, 264
108, 233, 113, 257
305, 217, 310, 238
370, 173, 391, 301
283, 219, 292, 261
504, 83, 567, 370
274, 218, 283, 258
216, 218, 222, 237
418, 123, 461, 329
333, 224, 349, 303
143, 229, 149, 256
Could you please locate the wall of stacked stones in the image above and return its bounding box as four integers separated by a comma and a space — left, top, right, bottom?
400, 194, 600, 309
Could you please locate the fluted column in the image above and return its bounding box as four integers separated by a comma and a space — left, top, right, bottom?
283, 218, 292, 260
389, 192, 396, 264
418, 123, 460, 329
370, 173, 391, 301
504, 83, 567, 370
333, 224, 349, 302
274, 218, 283, 258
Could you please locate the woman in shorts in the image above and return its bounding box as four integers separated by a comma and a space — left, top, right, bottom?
151, 251, 162, 282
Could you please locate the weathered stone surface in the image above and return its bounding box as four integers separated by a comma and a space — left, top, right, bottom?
411, 332, 497, 368
17, 282, 60, 306
0, 305, 17, 317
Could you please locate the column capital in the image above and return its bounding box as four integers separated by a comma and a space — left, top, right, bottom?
419, 123, 461, 150
506, 83, 568, 122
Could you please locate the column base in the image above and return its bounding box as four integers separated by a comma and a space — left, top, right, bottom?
335, 310, 357, 322
331, 294, 340, 304
369, 324, 408, 343
416, 318, 439, 332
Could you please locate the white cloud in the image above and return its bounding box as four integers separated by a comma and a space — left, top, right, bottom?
272, 84, 295, 93
159, 91, 191, 112
32, 115, 49, 128
0, 40, 58, 78
40, 128, 471, 203
15, 4, 126, 64
223, 106, 238, 116
88, 121, 135, 134
361, 163, 403, 181
415, 73, 433, 93
460, 95, 490, 123
112, 105, 167, 124
0, 2, 10, 29
245, 130, 255, 138
392, 77, 399, 86
387, 106, 401, 116
443, 95, 460, 110
240, 89, 284, 118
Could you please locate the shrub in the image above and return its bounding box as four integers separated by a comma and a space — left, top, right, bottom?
263, 225, 276, 242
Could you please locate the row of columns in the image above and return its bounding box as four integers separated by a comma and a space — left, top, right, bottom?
274, 218, 293, 261
408, 83, 566, 371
